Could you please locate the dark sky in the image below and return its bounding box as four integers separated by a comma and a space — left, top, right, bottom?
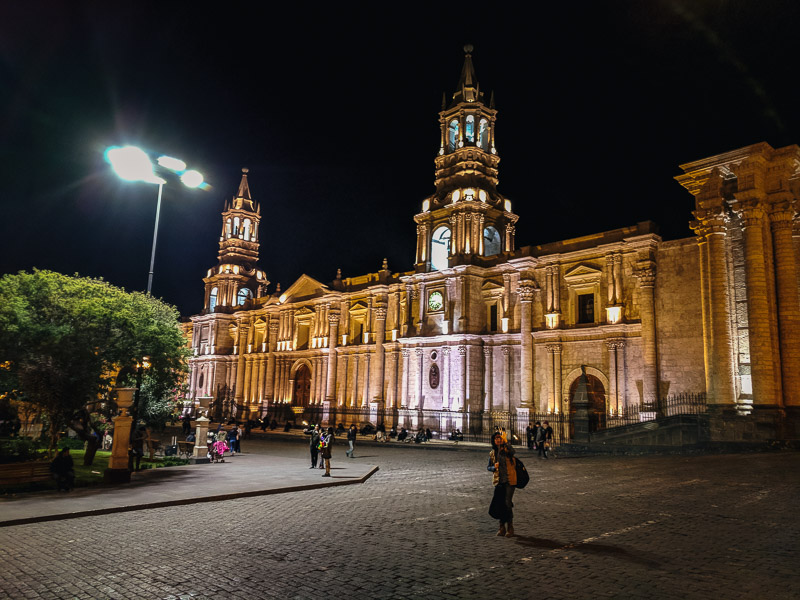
1, 1, 798, 316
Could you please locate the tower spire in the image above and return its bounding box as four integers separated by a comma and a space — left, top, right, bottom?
232, 167, 255, 211
450, 44, 482, 106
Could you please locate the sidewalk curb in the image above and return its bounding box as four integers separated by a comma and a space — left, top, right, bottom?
0, 466, 379, 528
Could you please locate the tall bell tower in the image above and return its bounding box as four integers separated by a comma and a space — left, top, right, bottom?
414, 45, 519, 272
202, 168, 269, 313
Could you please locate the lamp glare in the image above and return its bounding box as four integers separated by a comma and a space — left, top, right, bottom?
158, 156, 187, 172
106, 146, 156, 182
181, 170, 204, 188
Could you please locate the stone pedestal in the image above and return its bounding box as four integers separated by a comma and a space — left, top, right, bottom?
104, 388, 136, 483
191, 416, 210, 464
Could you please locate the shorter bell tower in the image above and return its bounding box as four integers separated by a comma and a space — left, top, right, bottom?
202, 168, 269, 313
414, 45, 519, 272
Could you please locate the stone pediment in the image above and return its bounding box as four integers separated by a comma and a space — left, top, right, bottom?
349, 300, 369, 313
481, 280, 504, 292
564, 263, 602, 284
280, 274, 329, 302
294, 306, 314, 316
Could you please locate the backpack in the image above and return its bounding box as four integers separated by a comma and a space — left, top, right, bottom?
514, 457, 530, 489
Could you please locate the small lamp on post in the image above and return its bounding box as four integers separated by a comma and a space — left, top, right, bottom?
105, 146, 204, 295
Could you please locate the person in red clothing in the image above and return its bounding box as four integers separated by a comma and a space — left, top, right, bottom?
487, 432, 517, 537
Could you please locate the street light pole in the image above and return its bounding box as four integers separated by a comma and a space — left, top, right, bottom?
146, 182, 164, 295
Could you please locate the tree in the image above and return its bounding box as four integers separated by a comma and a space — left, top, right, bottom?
0, 270, 189, 463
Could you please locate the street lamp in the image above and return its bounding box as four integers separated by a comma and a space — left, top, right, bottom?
105, 145, 204, 294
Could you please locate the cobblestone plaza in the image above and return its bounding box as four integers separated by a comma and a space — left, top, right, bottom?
1, 440, 798, 599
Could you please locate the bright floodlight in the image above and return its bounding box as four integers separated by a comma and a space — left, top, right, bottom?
106, 146, 156, 182
181, 169, 204, 188
157, 155, 187, 172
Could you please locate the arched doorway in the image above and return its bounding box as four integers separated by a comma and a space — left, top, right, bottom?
569, 374, 607, 431
293, 364, 311, 407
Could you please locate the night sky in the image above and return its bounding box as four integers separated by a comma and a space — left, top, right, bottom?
2, 1, 798, 317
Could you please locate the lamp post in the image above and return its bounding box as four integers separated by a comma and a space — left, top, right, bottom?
105, 146, 204, 294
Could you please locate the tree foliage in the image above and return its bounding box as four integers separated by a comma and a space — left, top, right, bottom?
0, 270, 189, 452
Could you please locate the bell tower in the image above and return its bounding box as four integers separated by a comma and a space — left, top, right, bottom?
202, 168, 269, 313
414, 45, 518, 272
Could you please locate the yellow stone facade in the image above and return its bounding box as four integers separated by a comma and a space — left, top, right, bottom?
186, 50, 800, 437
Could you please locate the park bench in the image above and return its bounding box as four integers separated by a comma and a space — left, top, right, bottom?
0, 461, 52, 486
177, 441, 195, 459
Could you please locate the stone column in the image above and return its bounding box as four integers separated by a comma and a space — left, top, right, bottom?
441, 347, 451, 410
234, 325, 248, 402
256, 356, 266, 404
518, 281, 535, 408
554, 345, 563, 414
372, 307, 387, 401
265, 321, 278, 403
362, 353, 371, 407
339, 354, 349, 407
405, 285, 414, 335
417, 284, 426, 336
458, 345, 468, 412
351, 354, 359, 408
249, 355, 260, 406
416, 348, 424, 409
606, 340, 619, 414
739, 202, 780, 407
501, 346, 510, 412
692, 225, 714, 397
483, 347, 493, 411
769, 202, 800, 406
387, 349, 398, 409
326, 313, 340, 401
401, 349, 410, 408
635, 263, 658, 407
706, 214, 737, 406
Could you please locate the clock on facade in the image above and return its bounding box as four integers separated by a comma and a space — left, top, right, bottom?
428, 290, 443, 311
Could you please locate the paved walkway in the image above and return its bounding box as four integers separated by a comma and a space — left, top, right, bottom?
0, 452, 377, 527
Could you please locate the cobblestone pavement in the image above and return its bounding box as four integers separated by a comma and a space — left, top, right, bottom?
2, 441, 798, 600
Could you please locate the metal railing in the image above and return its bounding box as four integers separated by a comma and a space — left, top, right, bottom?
601, 393, 706, 429
261, 404, 571, 446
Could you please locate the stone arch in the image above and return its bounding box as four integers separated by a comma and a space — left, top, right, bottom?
562, 366, 609, 409
289, 358, 313, 407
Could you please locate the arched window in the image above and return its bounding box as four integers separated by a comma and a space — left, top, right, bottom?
225, 219, 232, 239
478, 119, 489, 151
233, 217, 240, 236
483, 226, 501, 256
465, 115, 475, 143
237, 287, 252, 306
209, 287, 218, 311
430, 226, 451, 271
447, 119, 459, 152
243, 218, 251, 241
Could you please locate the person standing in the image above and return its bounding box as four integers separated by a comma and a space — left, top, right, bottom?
50, 447, 75, 491
487, 432, 517, 537
321, 427, 334, 477
130, 425, 146, 471
525, 422, 534, 450
541, 420, 554, 459
346, 424, 357, 458
307, 424, 321, 468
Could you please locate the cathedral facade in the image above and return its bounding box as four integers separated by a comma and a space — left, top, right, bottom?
186, 50, 800, 441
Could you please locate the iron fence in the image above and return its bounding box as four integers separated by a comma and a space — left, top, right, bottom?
602, 392, 706, 429
261, 404, 571, 446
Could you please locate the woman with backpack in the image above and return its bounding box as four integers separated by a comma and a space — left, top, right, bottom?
320, 427, 335, 477
487, 431, 518, 537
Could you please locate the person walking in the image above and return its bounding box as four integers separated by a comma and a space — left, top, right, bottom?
487, 431, 517, 537
321, 427, 334, 477
346, 424, 357, 458
306, 424, 321, 468
534, 421, 545, 457
229, 423, 240, 456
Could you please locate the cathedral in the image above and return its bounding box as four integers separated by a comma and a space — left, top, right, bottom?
186, 48, 800, 443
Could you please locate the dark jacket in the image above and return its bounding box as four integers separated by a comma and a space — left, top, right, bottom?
321, 433, 334, 459
347, 427, 357, 442
309, 429, 321, 449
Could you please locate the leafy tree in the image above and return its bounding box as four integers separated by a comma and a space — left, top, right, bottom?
0, 270, 189, 463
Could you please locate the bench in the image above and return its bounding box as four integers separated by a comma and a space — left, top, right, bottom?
0, 462, 52, 486
177, 441, 195, 459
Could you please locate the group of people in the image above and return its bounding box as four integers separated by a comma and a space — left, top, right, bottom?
525, 421, 554, 459
304, 424, 334, 476
202, 423, 242, 462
